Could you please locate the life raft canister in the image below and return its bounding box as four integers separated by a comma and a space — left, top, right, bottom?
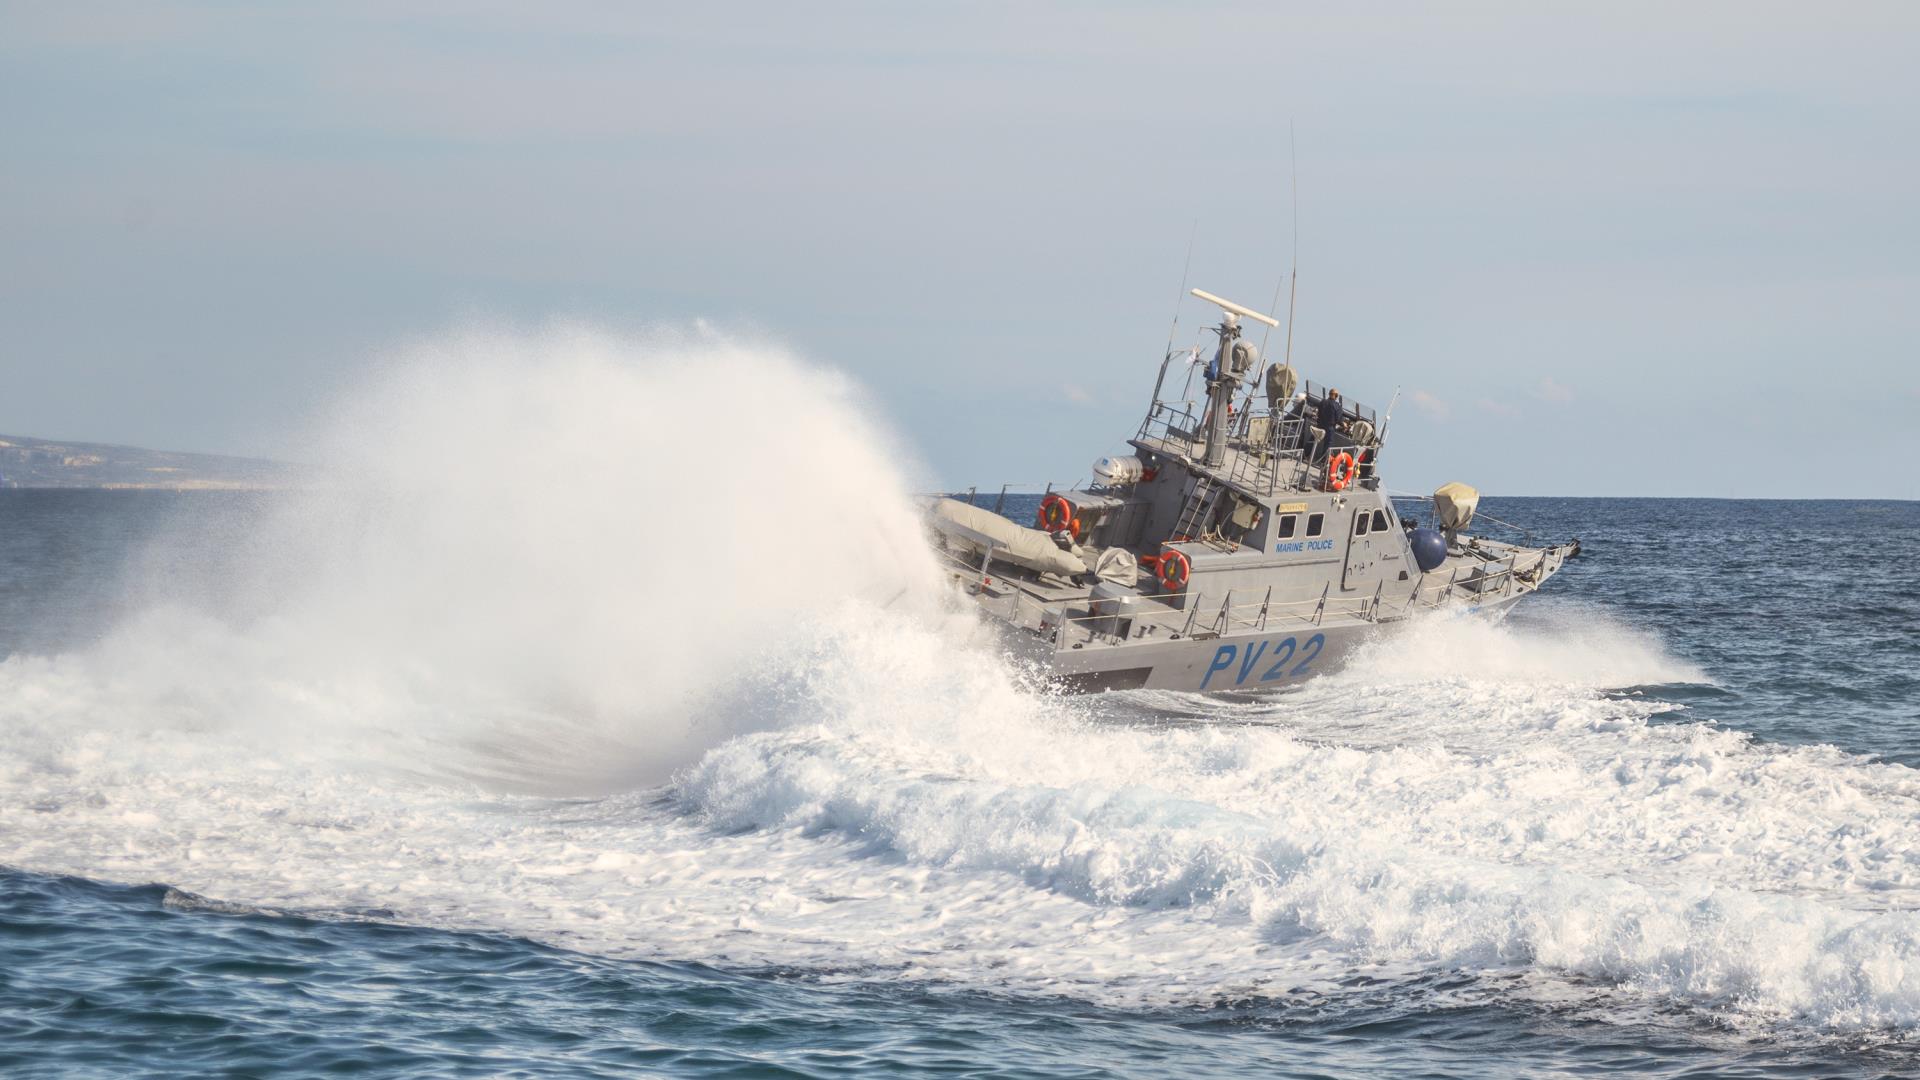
1157, 548, 1191, 591
1325, 451, 1357, 492
1038, 493, 1078, 537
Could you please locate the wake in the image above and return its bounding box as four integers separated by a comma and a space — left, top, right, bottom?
2, 325, 1918, 1040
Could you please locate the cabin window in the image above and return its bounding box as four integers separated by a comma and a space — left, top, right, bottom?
1354, 514, 1370, 537
1306, 513, 1325, 537
1372, 509, 1389, 532
1277, 514, 1297, 539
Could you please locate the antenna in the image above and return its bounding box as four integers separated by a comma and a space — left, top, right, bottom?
1188, 288, 1279, 327
1149, 221, 1201, 408
1250, 125, 1299, 424
1282, 121, 1299, 372
1164, 219, 1199, 358
1257, 273, 1284, 361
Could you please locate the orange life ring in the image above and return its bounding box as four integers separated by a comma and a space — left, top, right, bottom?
1036, 493, 1072, 533
1157, 548, 1191, 591
1037, 493, 1082, 538
1325, 452, 1356, 492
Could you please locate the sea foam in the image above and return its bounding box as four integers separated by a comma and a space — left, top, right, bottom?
3, 327, 1919, 1038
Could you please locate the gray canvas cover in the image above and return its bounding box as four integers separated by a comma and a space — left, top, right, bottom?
1264, 363, 1298, 411
931, 498, 1088, 578
1090, 546, 1140, 587
1433, 481, 1480, 532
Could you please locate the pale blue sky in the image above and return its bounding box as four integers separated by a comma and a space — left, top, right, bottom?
3, 3, 1916, 496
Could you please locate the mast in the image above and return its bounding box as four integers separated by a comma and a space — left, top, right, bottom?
1203, 314, 1240, 468
1188, 289, 1279, 469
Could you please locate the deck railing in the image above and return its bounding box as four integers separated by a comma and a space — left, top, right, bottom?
1047, 544, 1556, 653
930, 482, 1562, 657
1134, 398, 1381, 497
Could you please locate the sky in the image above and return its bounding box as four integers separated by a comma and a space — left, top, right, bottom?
3, 2, 1916, 497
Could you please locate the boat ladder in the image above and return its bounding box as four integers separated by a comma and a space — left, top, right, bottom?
1171, 473, 1220, 540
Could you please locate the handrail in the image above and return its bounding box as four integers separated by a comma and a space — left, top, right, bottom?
1468, 510, 1535, 546
1136, 397, 1383, 497
1384, 489, 1569, 549
1051, 589, 1384, 651
1046, 544, 1560, 652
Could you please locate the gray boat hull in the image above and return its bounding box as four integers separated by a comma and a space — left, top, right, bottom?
989, 595, 1523, 694
934, 287, 1579, 696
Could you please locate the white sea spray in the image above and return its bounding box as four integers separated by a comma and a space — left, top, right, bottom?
2, 327, 1919, 1038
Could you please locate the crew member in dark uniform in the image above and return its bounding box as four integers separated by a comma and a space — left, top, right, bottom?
1313, 387, 1345, 464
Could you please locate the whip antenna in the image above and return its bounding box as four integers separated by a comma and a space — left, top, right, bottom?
1152, 220, 1202, 407
1245, 272, 1287, 420
1257, 274, 1284, 361
1164, 219, 1199, 358
1282, 121, 1299, 372
1257, 126, 1301, 363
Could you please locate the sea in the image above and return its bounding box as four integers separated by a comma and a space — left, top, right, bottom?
2, 344, 1918, 1078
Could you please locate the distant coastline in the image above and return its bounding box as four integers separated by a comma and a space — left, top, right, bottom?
0, 433, 306, 490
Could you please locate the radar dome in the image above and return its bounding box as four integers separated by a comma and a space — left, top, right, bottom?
1408, 527, 1448, 573
1230, 339, 1258, 374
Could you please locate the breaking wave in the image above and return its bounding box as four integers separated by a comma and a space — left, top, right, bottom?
6, 324, 957, 789
2, 325, 1918, 1041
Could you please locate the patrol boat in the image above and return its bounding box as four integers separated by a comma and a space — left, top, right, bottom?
927, 288, 1580, 693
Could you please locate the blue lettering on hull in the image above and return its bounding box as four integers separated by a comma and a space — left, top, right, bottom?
1200, 633, 1328, 689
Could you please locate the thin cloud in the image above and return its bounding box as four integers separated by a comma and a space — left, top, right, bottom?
1478, 398, 1518, 417
1061, 382, 1094, 406
1533, 377, 1575, 403
1410, 389, 1450, 420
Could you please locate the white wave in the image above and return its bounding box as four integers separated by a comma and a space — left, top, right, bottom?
2, 327, 1918, 1040
677, 631, 1920, 1028
14, 324, 949, 789
1345, 601, 1712, 688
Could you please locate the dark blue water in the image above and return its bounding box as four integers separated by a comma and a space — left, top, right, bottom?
1451, 497, 1920, 766
9, 869, 1914, 1079
3, 491, 1918, 1077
